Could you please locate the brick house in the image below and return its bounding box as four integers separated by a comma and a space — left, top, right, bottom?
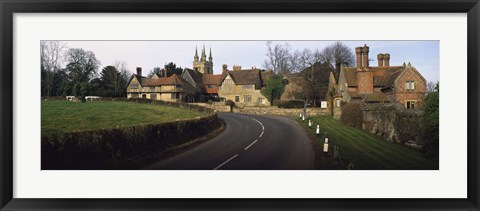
335, 44, 427, 110
126, 67, 196, 102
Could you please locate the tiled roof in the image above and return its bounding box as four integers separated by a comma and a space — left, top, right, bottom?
202, 74, 222, 85
363, 92, 389, 102
223, 69, 260, 85
184, 68, 203, 84
140, 74, 188, 86
344, 66, 405, 87
261, 70, 273, 82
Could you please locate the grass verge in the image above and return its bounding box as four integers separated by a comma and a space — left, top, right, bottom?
297, 115, 439, 170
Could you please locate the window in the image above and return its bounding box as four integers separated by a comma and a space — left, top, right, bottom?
171, 93, 179, 99
131, 84, 138, 89
224, 79, 233, 85
336, 99, 341, 107
131, 94, 139, 98
208, 84, 215, 88
244, 95, 252, 103
151, 93, 157, 100
150, 87, 155, 91
235, 96, 240, 102
406, 101, 416, 109
176, 85, 182, 89
243, 85, 252, 90
142, 94, 147, 99
406, 81, 415, 91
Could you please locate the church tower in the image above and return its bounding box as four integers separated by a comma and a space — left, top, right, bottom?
193, 46, 213, 74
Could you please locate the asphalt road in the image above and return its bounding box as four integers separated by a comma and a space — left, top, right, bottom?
145, 112, 314, 170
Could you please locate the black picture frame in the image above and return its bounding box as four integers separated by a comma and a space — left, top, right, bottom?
1, 0, 479, 210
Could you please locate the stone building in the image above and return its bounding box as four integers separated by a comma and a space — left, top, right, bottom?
218, 65, 270, 106
126, 67, 196, 102
335, 44, 427, 110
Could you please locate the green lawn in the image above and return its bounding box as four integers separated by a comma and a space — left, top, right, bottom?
297, 116, 438, 170
42, 100, 207, 136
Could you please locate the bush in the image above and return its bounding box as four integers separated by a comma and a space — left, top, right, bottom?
41, 114, 222, 169
225, 100, 235, 107
421, 85, 439, 156
277, 100, 305, 108
340, 102, 363, 129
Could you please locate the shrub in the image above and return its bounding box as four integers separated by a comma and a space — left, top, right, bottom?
421, 83, 439, 156
41, 114, 222, 169
340, 102, 363, 129
277, 100, 305, 108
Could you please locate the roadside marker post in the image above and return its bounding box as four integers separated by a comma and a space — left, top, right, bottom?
316, 125, 320, 136
323, 137, 329, 157
302, 115, 305, 122
299, 113, 302, 119
308, 119, 312, 128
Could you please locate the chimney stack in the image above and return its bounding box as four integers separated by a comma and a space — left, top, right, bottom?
362, 44, 369, 69
136, 67, 142, 76
384, 53, 390, 66
355, 47, 362, 69
222, 64, 228, 71
377, 54, 384, 67
233, 65, 241, 71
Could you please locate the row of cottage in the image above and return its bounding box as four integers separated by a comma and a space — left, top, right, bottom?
126, 45, 427, 110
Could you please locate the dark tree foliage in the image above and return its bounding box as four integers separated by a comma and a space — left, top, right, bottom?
261, 74, 286, 104
96, 66, 129, 97
147, 62, 183, 78
421, 82, 439, 156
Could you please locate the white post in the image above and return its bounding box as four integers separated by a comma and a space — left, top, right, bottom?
325, 137, 328, 144
299, 113, 302, 118
308, 119, 312, 128
302, 115, 305, 122
316, 125, 320, 136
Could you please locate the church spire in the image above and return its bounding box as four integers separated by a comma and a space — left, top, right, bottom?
194, 46, 199, 62
201, 45, 206, 61
209, 47, 213, 61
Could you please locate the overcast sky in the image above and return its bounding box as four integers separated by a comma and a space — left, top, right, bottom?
63, 40, 439, 83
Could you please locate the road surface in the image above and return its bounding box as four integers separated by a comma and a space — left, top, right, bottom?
145, 112, 314, 170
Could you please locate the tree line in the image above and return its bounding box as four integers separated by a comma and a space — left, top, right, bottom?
41, 41, 130, 98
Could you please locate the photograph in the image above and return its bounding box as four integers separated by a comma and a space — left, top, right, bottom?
40, 40, 440, 170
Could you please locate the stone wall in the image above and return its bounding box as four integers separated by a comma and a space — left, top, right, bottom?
361, 103, 423, 149
190, 102, 330, 116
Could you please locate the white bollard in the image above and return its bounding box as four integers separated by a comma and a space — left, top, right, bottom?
302, 115, 305, 122
299, 113, 302, 118
308, 119, 312, 128
316, 125, 320, 136
325, 137, 329, 144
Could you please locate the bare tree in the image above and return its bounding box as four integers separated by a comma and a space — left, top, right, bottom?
64, 48, 100, 83
41, 41, 67, 96
426, 81, 438, 93
262, 41, 292, 74
112, 60, 130, 96
297, 48, 323, 106
320, 41, 355, 73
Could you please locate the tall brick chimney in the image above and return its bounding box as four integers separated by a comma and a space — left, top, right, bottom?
384, 53, 390, 67
377, 54, 384, 67
355, 47, 362, 69
361, 44, 369, 69
222, 64, 228, 71
136, 67, 142, 76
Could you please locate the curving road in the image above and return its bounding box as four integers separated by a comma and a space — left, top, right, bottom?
145, 113, 314, 170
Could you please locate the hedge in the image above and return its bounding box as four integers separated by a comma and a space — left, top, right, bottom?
276, 100, 305, 108
41, 99, 221, 169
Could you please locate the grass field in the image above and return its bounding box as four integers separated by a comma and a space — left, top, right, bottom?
297, 116, 438, 170
42, 100, 207, 136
